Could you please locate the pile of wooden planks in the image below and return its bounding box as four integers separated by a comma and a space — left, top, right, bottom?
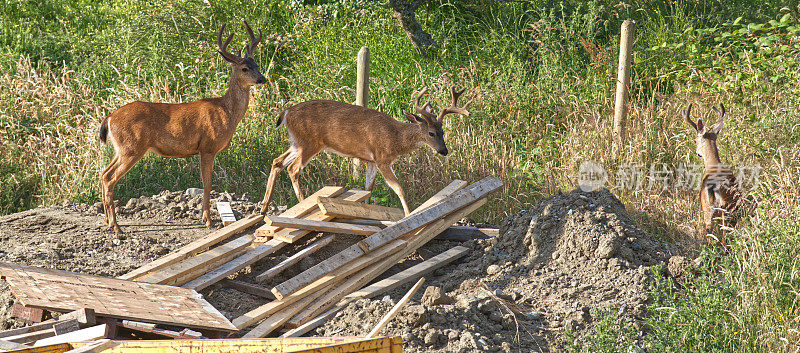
233, 176, 503, 337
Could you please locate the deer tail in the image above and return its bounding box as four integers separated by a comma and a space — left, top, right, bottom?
275, 110, 287, 129
98, 116, 110, 143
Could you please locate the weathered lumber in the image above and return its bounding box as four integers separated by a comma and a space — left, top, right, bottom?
140, 235, 253, 286
437, 226, 499, 241
63, 339, 114, 353
221, 280, 275, 299
271, 190, 372, 243
215, 201, 237, 226
58, 309, 96, 327
119, 214, 263, 280
359, 177, 501, 252
182, 239, 285, 292
272, 177, 501, 299
232, 239, 407, 329
271, 238, 406, 301
11, 302, 43, 323
410, 180, 468, 215
316, 197, 405, 221
254, 186, 347, 237
255, 236, 333, 282
266, 217, 380, 236
347, 246, 469, 300
0, 339, 28, 350
0, 320, 79, 344
241, 293, 318, 338
365, 277, 425, 338
286, 199, 486, 327
33, 324, 108, 347
280, 307, 342, 338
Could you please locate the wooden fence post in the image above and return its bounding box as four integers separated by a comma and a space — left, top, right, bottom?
353, 47, 370, 172
613, 20, 635, 152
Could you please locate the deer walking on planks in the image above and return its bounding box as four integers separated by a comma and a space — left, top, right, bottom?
98, 21, 265, 233
683, 103, 742, 242
260, 86, 472, 215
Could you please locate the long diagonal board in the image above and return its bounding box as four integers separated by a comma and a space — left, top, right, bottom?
270, 176, 502, 299
0, 262, 237, 332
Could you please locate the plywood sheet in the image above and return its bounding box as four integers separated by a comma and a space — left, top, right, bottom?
0, 263, 236, 332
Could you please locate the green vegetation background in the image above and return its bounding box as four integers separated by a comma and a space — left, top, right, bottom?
1, 0, 799, 351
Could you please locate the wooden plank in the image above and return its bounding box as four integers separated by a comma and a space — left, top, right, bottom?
139, 235, 253, 286
63, 339, 114, 353
0, 263, 236, 332
0, 339, 28, 351
347, 246, 469, 300
359, 177, 501, 251
12, 302, 44, 323
254, 186, 347, 237
255, 236, 333, 283
271, 190, 372, 244
366, 277, 425, 338
119, 213, 263, 281
215, 202, 237, 226
66, 337, 402, 353
2, 329, 59, 345
265, 217, 380, 236
271, 177, 500, 299
57, 309, 96, 327
0, 320, 70, 340
221, 280, 275, 300
286, 199, 486, 327
33, 325, 108, 347
316, 198, 404, 222
181, 239, 286, 292
437, 226, 498, 241
270, 239, 406, 301
241, 292, 318, 338
232, 240, 407, 329
410, 179, 468, 215
280, 307, 342, 338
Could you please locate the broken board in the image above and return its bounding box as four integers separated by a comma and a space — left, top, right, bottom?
0, 262, 237, 333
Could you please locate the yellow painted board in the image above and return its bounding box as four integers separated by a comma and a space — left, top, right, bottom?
48, 337, 404, 353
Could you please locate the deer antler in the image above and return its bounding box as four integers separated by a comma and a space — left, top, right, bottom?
217, 23, 243, 63
683, 103, 697, 131
436, 86, 472, 122
711, 103, 725, 122
243, 20, 262, 58
412, 87, 435, 118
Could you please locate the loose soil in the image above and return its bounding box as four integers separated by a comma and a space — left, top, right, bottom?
0, 187, 680, 352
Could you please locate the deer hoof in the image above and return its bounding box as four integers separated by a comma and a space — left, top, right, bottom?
111, 225, 122, 233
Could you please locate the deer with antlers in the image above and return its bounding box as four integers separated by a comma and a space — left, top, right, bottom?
260, 86, 472, 215
683, 103, 742, 241
98, 21, 265, 233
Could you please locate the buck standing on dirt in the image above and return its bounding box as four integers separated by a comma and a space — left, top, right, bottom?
98, 21, 266, 233
260, 86, 471, 215
683, 103, 742, 241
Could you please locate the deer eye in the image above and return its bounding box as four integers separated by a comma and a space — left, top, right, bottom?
242, 68, 248, 72
428, 132, 435, 137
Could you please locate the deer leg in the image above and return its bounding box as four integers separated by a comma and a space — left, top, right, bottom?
286, 146, 321, 203
260, 149, 293, 214
100, 154, 119, 224
101, 150, 145, 233
376, 163, 410, 215
199, 153, 216, 227
364, 162, 378, 204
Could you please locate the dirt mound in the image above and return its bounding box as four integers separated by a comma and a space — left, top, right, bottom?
316, 188, 675, 352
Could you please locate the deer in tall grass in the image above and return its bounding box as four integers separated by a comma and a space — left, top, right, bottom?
98, 21, 265, 233
683, 103, 742, 241
260, 86, 472, 215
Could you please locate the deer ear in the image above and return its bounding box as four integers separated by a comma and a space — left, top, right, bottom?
696, 117, 706, 133
403, 111, 424, 124
710, 119, 724, 134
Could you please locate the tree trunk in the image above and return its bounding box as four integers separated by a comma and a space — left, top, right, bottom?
388, 0, 437, 57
